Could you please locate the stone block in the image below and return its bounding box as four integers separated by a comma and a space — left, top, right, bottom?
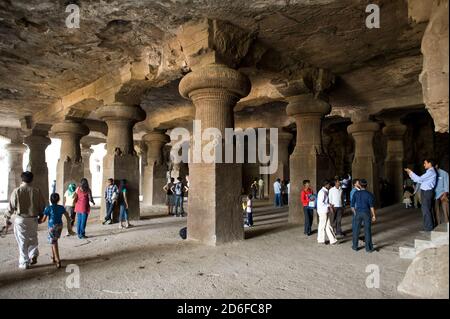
399, 246, 416, 259
398, 245, 449, 298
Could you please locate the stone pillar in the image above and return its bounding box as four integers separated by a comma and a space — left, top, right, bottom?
142, 131, 170, 206
287, 96, 331, 223
137, 147, 145, 197
81, 143, 94, 187
4, 143, 27, 197
96, 102, 146, 220
23, 131, 51, 201
264, 172, 270, 199
242, 138, 261, 195
52, 120, 90, 194
347, 117, 380, 205
179, 63, 251, 245
269, 131, 292, 202
272, 70, 334, 224
382, 118, 407, 203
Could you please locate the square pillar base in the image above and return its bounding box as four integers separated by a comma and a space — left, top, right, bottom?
29, 164, 49, 202
289, 153, 329, 224
385, 160, 404, 204
187, 162, 243, 245
353, 157, 380, 207
101, 154, 140, 221
143, 164, 167, 206
56, 160, 84, 195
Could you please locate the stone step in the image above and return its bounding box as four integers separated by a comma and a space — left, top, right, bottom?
398, 223, 449, 260
414, 239, 436, 249
399, 246, 416, 259
431, 230, 449, 243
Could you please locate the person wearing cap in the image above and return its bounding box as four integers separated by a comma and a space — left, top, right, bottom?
351, 178, 376, 253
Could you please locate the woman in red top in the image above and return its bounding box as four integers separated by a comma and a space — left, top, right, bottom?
74, 178, 95, 239
300, 180, 314, 236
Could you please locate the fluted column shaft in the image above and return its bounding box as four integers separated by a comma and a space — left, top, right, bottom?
5, 143, 27, 197
24, 133, 51, 201
142, 132, 169, 206
52, 120, 89, 193
81, 144, 94, 188
348, 120, 380, 205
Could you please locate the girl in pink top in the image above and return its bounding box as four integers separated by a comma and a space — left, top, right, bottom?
74, 178, 95, 239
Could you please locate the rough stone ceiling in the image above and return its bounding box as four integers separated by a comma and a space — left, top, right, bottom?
0, 0, 427, 132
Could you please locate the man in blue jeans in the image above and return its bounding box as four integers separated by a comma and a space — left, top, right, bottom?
273, 178, 282, 207
171, 177, 189, 217
351, 179, 376, 253
103, 178, 118, 225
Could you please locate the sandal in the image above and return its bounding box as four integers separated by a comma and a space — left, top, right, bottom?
56, 261, 61, 269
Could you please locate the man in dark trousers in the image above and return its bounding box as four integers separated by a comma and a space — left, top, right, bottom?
351, 179, 376, 253
404, 159, 437, 231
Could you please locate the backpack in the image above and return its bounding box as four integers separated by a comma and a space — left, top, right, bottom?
174, 182, 183, 196
179, 227, 187, 240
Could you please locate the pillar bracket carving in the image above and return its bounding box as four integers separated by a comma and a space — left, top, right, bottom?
177, 18, 256, 70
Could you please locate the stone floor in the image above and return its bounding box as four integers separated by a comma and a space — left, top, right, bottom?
0, 201, 424, 298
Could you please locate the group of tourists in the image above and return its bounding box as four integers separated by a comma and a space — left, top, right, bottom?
3, 157, 448, 269
300, 176, 376, 252
242, 177, 288, 228
4, 170, 133, 270
102, 178, 132, 229
273, 178, 290, 207
250, 177, 266, 200
163, 176, 189, 217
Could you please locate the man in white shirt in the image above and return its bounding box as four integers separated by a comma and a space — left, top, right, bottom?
273, 178, 282, 207
328, 178, 345, 237
317, 179, 338, 245
341, 174, 351, 206
287, 180, 290, 203
258, 177, 264, 200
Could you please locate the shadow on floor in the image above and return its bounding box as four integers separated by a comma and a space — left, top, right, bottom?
0, 240, 187, 290
0, 203, 425, 290
245, 223, 298, 239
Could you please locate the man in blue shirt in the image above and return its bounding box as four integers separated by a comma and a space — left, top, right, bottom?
273, 178, 282, 207
349, 179, 361, 232
405, 159, 437, 231
351, 179, 376, 252
434, 163, 449, 225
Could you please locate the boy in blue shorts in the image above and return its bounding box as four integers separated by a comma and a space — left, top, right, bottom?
40, 193, 74, 268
